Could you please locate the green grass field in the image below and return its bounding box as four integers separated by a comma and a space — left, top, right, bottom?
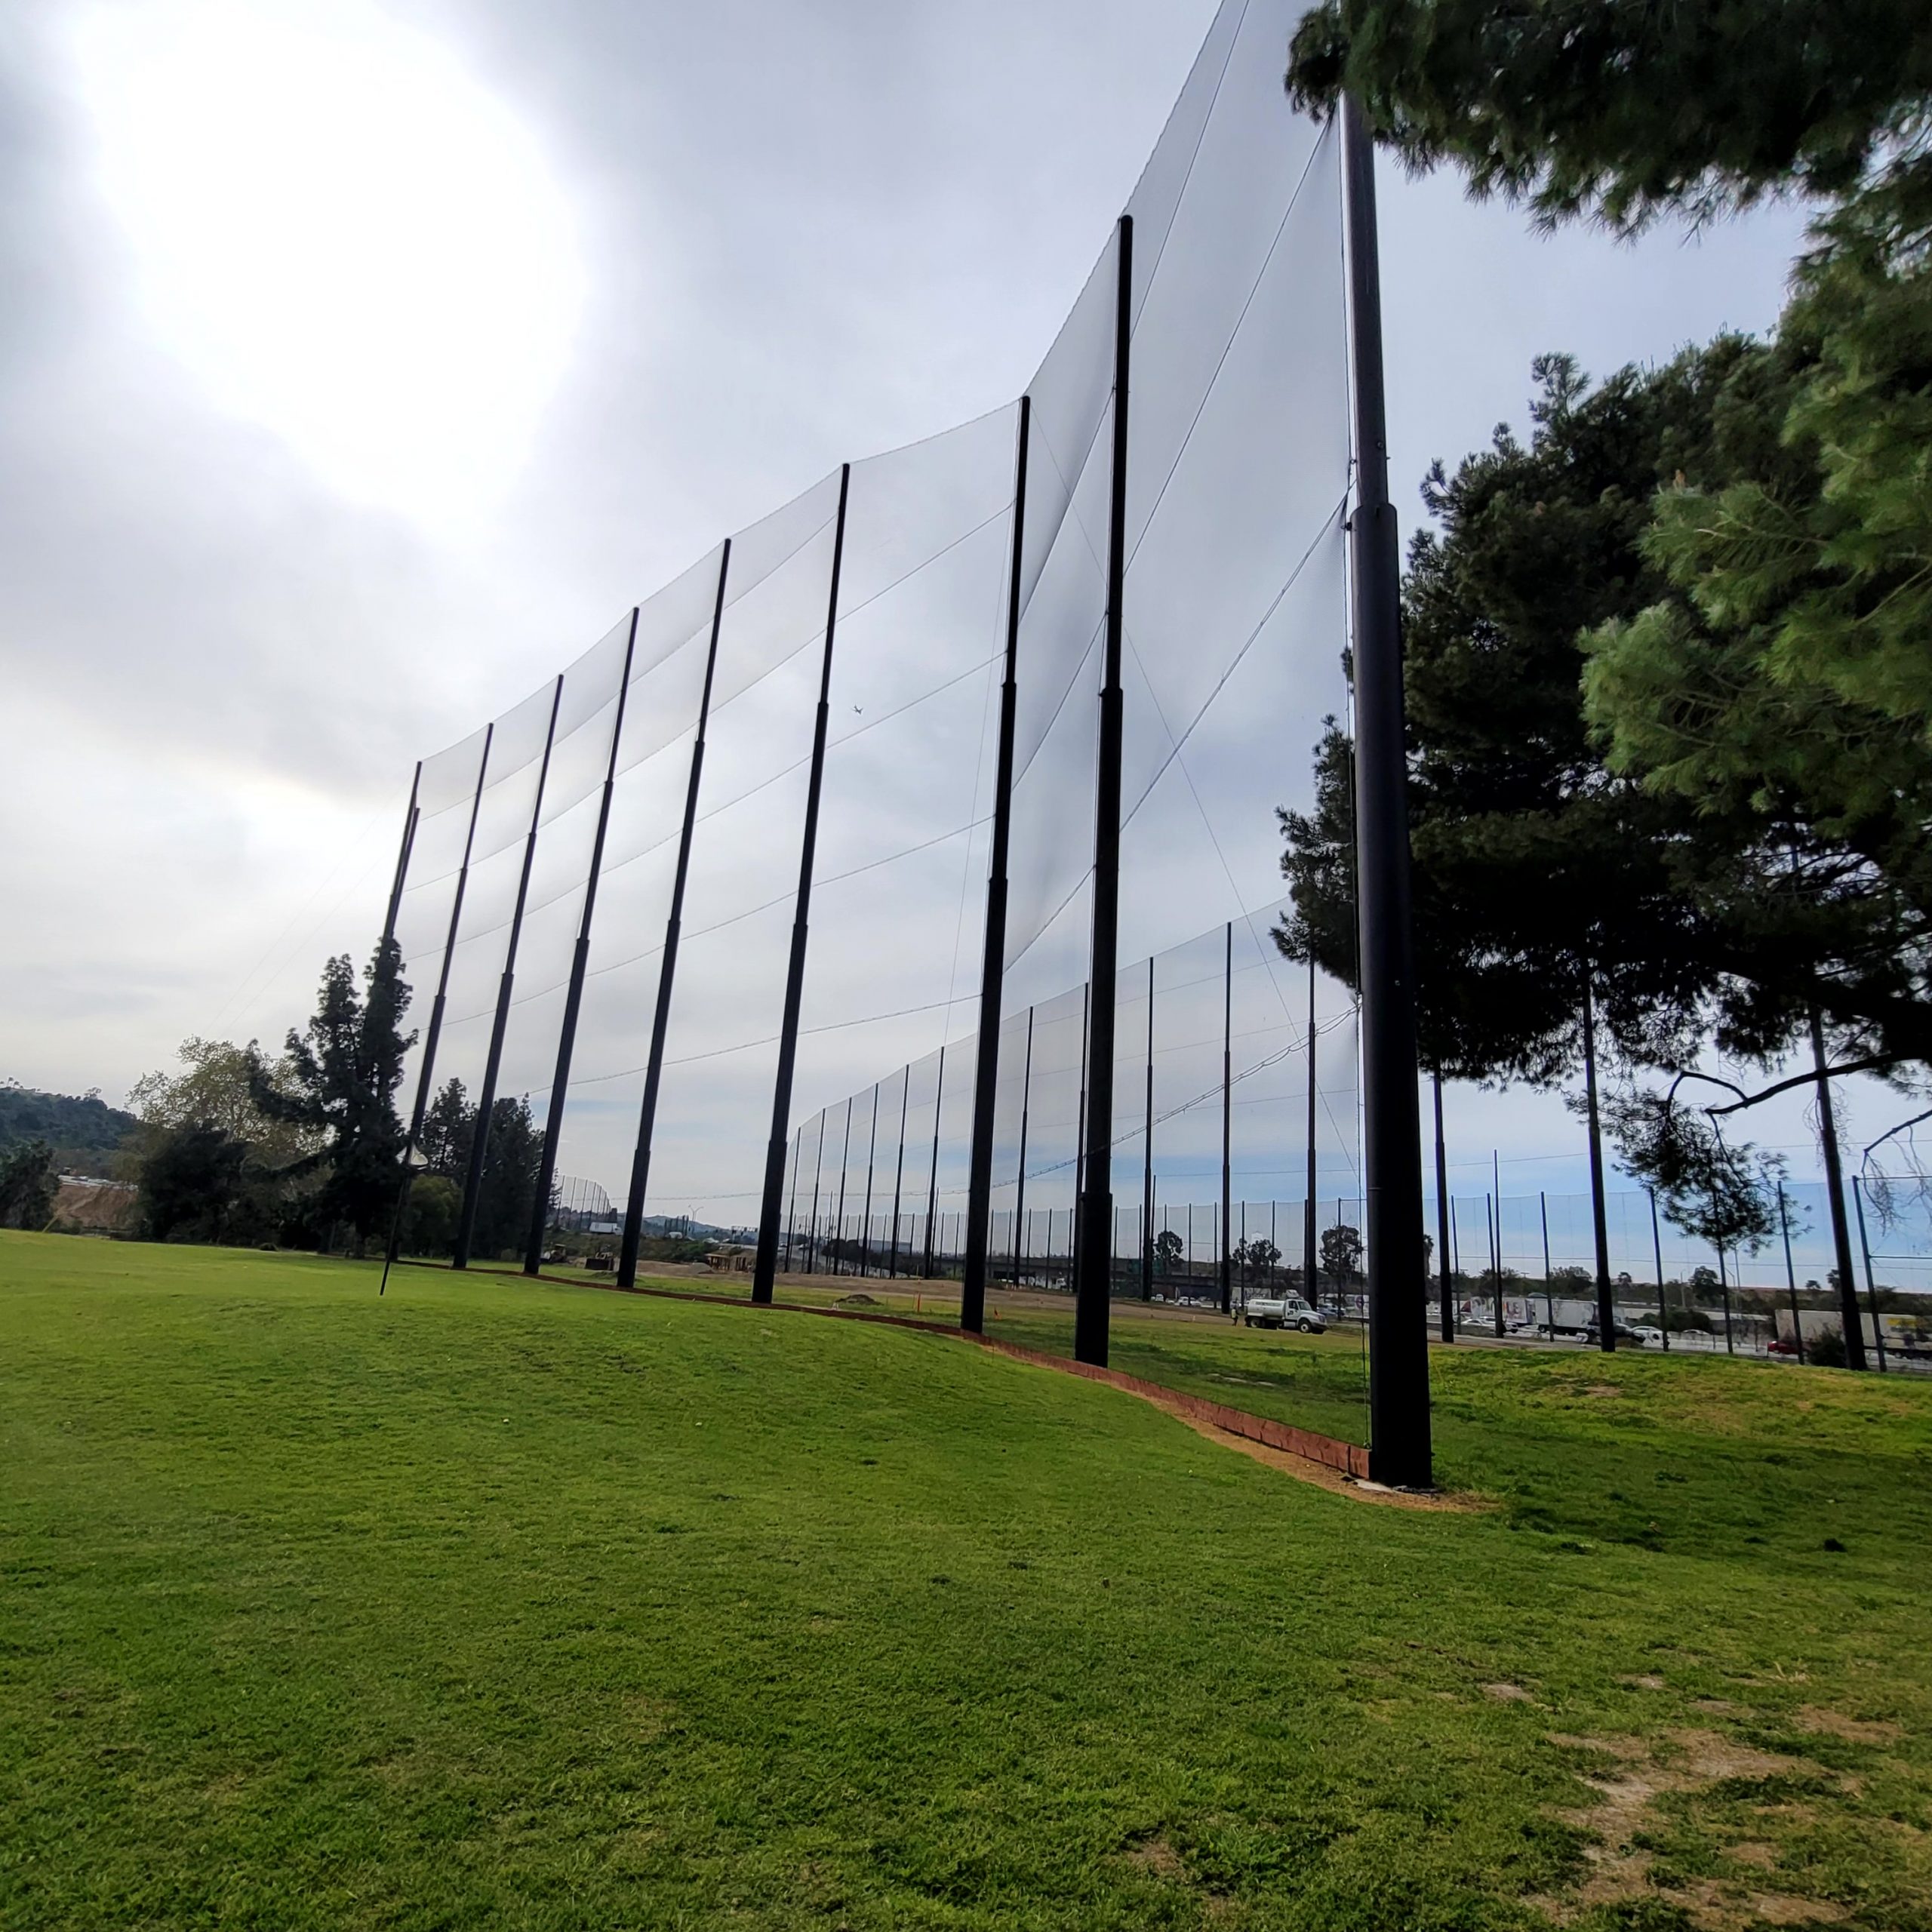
4, 1234, 1929, 1930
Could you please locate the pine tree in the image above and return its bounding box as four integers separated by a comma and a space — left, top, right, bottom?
254, 940, 413, 1253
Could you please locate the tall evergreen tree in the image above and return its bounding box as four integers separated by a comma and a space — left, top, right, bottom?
1278, 349, 1746, 1083
469, 1096, 544, 1263
420, 1077, 473, 1180
1284, 0, 1932, 1083
253, 940, 413, 1252
1284, 0, 1931, 235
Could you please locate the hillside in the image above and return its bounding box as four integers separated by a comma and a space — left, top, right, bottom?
0, 1081, 137, 1174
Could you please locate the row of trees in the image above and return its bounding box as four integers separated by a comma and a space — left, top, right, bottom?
121, 942, 544, 1263
1275, 3, 1932, 1355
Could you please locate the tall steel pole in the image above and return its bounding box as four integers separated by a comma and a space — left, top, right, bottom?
618, 542, 735, 1287
1014, 1008, 1035, 1285
921, 1044, 946, 1278
1811, 1008, 1869, 1368
1778, 1180, 1804, 1364
381, 728, 492, 1289
1142, 959, 1155, 1301
961, 397, 1031, 1330
1853, 1177, 1888, 1372
1219, 920, 1233, 1317
1491, 1149, 1504, 1337
1548, 1190, 1561, 1337
1580, 978, 1615, 1349
860, 1083, 878, 1277
1304, 957, 1319, 1305
888, 1069, 909, 1278
1647, 1189, 1665, 1349
784, 1126, 801, 1272
1074, 981, 1090, 1216
1343, 97, 1430, 1486
1432, 1072, 1454, 1341
751, 467, 853, 1304
805, 1111, 826, 1276
831, 1096, 853, 1277
381, 763, 422, 950
1072, 214, 1133, 1367
454, 678, 563, 1270
526, 608, 642, 1275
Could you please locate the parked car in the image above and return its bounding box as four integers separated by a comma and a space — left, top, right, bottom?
1242, 1294, 1325, 1333
1584, 1318, 1649, 1346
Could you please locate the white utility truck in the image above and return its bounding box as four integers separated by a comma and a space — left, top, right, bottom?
1240, 1293, 1325, 1333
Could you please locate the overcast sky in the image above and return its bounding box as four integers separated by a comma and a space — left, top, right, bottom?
5, 0, 1890, 1217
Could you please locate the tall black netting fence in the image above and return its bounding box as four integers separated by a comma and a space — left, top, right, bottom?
783, 906, 1367, 1428
1432, 1177, 1932, 1367
381, 0, 1387, 1441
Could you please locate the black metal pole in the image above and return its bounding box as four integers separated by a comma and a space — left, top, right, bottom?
1432, 1072, 1454, 1341
1853, 1177, 1888, 1372
1014, 1009, 1034, 1287
784, 1126, 801, 1271
1072, 213, 1132, 1367
1779, 1180, 1804, 1364
960, 397, 1032, 1331
371, 764, 421, 1282
525, 608, 642, 1276
921, 1043, 946, 1278
1646, 1182, 1661, 1352
831, 1096, 852, 1278
1075, 980, 1089, 1217
1304, 956, 1319, 1306
1219, 921, 1232, 1317
1343, 97, 1430, 1484
859, 1082, 878, 1278
806, 1110, 826, 1275
1580, 977, 1615, 1350
454, 677, 564, 1270
618, 543, 734, 1287
1491, 1150, 1504, 1338
1548, 1190, 1561, 1337
381, 727, 493, 1291
752, 470, 851, 1304
1142, 959, 1155, 1301
889, 1069, 909, 1278
1810, 1007, 1869, 1369
382, 763, 423, 949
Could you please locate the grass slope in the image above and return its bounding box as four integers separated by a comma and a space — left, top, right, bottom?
2, 1233, 1929, 1930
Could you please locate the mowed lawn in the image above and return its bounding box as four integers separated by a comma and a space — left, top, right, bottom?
2, 1235, 1929, 1930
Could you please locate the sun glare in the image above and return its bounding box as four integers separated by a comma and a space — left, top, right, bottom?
68, 0, 588, 526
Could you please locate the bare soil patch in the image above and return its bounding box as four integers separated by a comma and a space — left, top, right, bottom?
1536, 1728, 1847, 1929
1796, 1706, 1903, 1745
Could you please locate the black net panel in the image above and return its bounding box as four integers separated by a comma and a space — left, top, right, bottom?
383, 0, 1374, 1438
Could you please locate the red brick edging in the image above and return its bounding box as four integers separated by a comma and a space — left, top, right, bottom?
427, 1260, 1371, 1479
963, 1334, 1371, 1478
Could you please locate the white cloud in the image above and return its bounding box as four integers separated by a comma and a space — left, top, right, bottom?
66, 0, 586, 528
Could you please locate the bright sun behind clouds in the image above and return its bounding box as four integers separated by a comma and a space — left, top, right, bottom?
68, 0, 589, 528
